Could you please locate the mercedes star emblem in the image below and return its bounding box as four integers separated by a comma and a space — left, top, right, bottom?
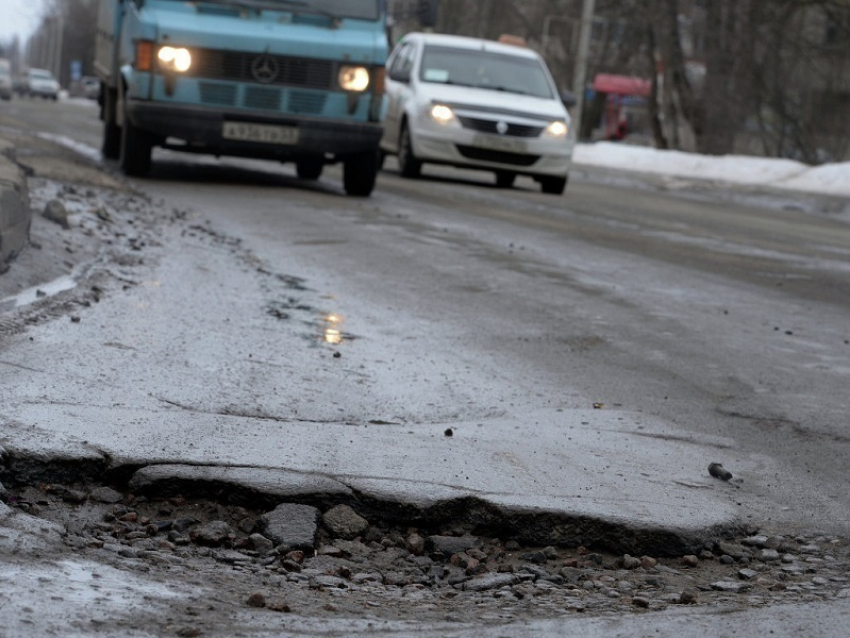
496, 120, 509, 135
251, 54, 280, 84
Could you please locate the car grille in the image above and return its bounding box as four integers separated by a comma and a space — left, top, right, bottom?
191, 49, 334, 90
455, 145, 540, 167
457, 116, 545, 138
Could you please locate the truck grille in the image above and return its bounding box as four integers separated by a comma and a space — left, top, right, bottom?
192, 49, 334, 90
198, 82, 327, 115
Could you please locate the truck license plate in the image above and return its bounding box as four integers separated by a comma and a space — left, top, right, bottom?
472, 134, 526, 154
222, 122, 299, 145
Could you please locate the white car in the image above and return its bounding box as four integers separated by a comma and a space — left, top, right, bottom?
26, 68, 60, 100
380, 33, 574, 195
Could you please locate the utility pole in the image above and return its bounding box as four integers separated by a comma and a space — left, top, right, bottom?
478, 0, 492, 39
572, 0, 596, 140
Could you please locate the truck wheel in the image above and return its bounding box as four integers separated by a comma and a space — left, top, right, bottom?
539, 175, 568, 195
120, 112, 153, 176
296, 158, 324, 181
398, 124, 421, 178
102, 88, 120, 160
343, 150, 379, 197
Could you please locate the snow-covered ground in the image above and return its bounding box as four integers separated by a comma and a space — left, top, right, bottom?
574, 142, 850, 198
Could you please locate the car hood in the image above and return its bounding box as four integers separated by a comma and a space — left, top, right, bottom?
412, 81, 569, 123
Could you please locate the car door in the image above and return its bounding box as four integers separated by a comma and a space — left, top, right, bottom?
381, 41, 417, 154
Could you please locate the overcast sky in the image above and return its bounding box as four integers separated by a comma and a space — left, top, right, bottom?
0, 0, 45, 44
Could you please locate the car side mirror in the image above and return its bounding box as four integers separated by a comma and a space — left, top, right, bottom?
560, 90, 577, 108
389, 67, 411, 83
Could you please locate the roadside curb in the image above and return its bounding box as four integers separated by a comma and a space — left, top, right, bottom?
0, 136, 31, 270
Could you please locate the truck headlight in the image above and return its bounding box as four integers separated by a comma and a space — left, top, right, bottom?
158, 47, 192, 73
339, 66, 370, 92
544, 120, 569, 138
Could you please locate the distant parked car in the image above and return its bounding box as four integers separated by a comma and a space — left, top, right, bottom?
13, 75, 28, 96
81, 76, 100, 100
26, 68, 60, 100
0, 58, 12, 101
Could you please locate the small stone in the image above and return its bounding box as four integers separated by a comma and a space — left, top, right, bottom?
43, 200, 70, 229
246, 592, 266, 608
641, 556, 658, 569
712, 581, 752, 593
742, 535, 769, 548
260, 503, 319, 550
266, 600, 292, 613
191, 521, 233, 547
738, 568, 758, 580
679, 589, 699, 604
90, 487, 124, 504
708, 462, 732, 480
428, 535, 481, 556
460, 573, 519, 592
312, 575, 347, 589
719, 554, 734, 565
631, 596, 651, 608
758, 549, 781, 563
250, 533, 274, 554
681, 555, 699, 567
622, 554, 642, 570
322, 505, 369, 540
406, 533, 426, 555
717, 541, 752, 560
812, 577, 829, 586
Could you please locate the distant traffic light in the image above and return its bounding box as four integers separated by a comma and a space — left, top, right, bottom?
418, 0, 439, 28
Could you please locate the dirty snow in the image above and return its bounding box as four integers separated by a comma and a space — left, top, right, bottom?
574, 142, 850, 198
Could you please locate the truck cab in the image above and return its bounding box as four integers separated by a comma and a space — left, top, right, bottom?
95, 0, 388, 196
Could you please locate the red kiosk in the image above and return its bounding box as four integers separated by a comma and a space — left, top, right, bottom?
592, 74, 651, 140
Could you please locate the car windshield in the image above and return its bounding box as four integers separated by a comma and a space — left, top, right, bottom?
30, 70, 53, 79
419, 45, 555, 99
170, 0, 380, 20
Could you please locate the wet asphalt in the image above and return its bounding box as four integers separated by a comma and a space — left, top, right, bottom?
1, 96, 850, 635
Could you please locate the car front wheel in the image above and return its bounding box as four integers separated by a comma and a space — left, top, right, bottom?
398, 124, 422, 178
495, 171, 516, 188
539, 175, 568, 195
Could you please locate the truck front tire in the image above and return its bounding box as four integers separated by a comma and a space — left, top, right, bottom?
343, 151, 379, 197
102, 87, 121, 160
120, 112, 153, 177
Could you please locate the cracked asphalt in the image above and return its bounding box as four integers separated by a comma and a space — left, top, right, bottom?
2, 98, 850, 635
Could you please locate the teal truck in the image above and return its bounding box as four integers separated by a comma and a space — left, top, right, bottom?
95, 0, 389, 196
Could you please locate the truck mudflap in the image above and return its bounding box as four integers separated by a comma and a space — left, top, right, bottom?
127, 100, 382, 159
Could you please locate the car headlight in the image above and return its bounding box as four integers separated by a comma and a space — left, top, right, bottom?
429, 103, 456, 125
339, 66, 370, 92
158, 46, 192, 73
544, 120, 569, 138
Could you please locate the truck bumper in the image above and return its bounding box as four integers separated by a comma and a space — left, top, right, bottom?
126, 100, 382, 160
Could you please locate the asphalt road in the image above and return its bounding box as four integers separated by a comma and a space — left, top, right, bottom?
2, 96, 850, 539
3, 93, 850, 636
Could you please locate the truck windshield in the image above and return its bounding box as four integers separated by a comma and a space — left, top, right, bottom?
175, 0, 381, 21
419, 45, 555, 100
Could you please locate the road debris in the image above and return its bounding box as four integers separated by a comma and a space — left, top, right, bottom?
709, 462, 733, 481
